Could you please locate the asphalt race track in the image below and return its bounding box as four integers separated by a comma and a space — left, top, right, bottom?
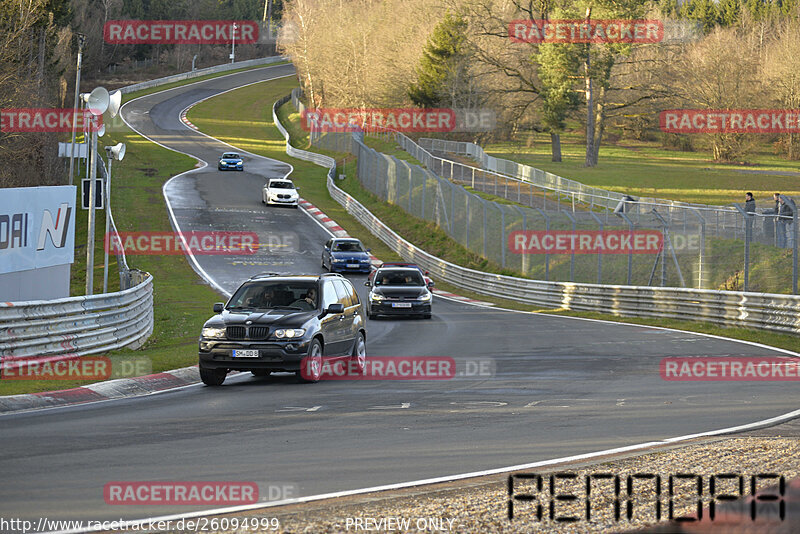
0, 64, 797, 526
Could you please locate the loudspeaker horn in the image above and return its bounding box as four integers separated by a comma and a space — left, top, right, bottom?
86, 87, 109, 116
108, 90, 122, 118
97, 123, 106, 137
106, 143, 126, 161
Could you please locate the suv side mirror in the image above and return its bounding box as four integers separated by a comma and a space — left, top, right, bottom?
427, 281, 435, 288
425, 271, 430, 276
364, 280, 371, 287
326, 303, 344, 314
213, 302, 224, 313
366, 248, 371, 252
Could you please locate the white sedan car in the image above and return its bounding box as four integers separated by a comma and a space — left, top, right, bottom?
262, 178, 300, 207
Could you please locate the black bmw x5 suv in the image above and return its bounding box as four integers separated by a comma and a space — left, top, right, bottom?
198, 273, 367, 385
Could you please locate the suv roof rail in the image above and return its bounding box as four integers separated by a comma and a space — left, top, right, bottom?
319, 272, 344, 278
249, 272, 283, 279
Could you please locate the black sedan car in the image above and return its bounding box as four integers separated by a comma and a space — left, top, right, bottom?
198, 273, 367, 385
218, 152, 244, 171
364, 267, 433, 319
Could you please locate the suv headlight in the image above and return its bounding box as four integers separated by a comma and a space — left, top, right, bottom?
275, 328, 305, 339
332, 258, 345, 263
202, 326, 226, 339
370, 293, 384, 302
418, 292, 432, 302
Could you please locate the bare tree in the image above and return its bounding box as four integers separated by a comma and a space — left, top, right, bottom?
763, 20, 800, 159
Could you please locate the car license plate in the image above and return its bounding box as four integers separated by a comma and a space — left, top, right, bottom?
392, 302, 412, 308
347, 263, 360, 268
233, 349, 259, 358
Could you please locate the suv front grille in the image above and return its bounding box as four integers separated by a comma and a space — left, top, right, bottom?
227, 326, 246, 340
249, 327, 269, 339
226, 326, 269, 340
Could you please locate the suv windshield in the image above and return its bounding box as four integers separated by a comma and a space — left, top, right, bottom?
270, 181, 294, 189
333, 241, 365, 252
222, 153, 239, 159
375, 270, 424, 286
227, 282, 319, 311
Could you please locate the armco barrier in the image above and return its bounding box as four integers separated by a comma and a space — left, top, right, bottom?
119, 56, 287, 95
0, 271, 153, 372
273, 90, 337, 176
273, 92, 800, 335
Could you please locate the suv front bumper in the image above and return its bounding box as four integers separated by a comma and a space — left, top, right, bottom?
199, 338, 310, 371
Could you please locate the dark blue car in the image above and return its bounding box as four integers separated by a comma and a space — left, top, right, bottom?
322, 238, 372, 273
218, 152, 243, 171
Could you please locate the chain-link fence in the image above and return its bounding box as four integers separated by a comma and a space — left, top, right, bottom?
306, 120, 799, 294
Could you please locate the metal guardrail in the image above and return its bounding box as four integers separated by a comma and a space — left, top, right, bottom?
119, 56, 288, 95
273, 92, 800, 334
273, 90, 337, 176
0, 270, 153, 371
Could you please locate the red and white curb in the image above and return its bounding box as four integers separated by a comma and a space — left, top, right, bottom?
298, 201, 492, 304
0, 366, 201, 414
180, 103, 199, 130
297, 199, 382, 267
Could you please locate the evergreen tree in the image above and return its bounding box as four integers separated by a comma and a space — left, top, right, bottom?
408, 12, 468, 108
535, 43, 581, 162
717, 0, 742, 26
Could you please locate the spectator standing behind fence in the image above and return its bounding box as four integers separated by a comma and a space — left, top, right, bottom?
772, 193, 785, 247
778, 195, 794, 249
744, 192, 756, 240
745, 192, 756, 213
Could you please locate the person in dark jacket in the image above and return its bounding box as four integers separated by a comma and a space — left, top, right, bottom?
778, 195, 794, 248
745, 192, 756, 213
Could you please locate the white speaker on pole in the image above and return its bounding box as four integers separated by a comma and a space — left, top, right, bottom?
108, 90, 122, 118
106, 142, 126, 161
86, 87, 109, 116
97, 123, 106, 137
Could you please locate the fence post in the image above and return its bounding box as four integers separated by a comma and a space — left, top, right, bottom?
616, 212, 634, 285
562, 209, 576, 282
500, 206, 506, 268
513, 205, 527, 274
785, 196, 799, 294
690, 208, 706, 289
589, 212, 603, 284
734, 204, 751, 292
465, 194, 470, 249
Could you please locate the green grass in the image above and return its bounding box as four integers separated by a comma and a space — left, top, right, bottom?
477, 129, 800, 206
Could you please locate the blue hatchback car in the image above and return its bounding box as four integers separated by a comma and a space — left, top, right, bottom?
218, 152, 243, 171
322, 238, 372, 273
